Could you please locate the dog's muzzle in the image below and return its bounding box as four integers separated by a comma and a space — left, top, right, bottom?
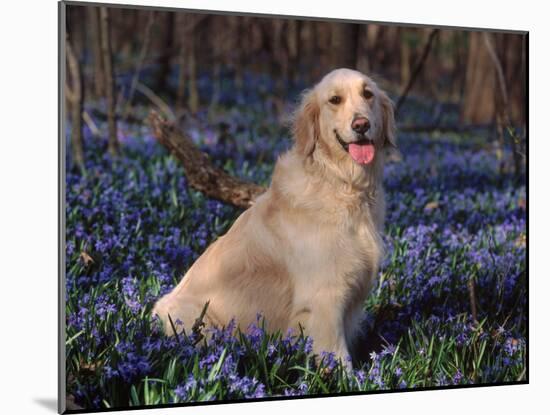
334, 129, 374, 151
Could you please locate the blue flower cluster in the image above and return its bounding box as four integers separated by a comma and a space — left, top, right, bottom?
65, 74, 526, 409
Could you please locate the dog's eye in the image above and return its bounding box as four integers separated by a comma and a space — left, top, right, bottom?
329, 95, 342, 105
363, 89, 374, 100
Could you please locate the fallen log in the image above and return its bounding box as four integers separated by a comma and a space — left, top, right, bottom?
148, 111, 266, 209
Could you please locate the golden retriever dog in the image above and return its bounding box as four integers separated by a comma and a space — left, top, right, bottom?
153, 68, 396, 365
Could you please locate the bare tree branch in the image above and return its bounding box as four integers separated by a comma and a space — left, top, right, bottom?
148, 111, 266, 209
482, 32, 523, 177
395, 29, 439, 114
121, 11, 156, 120
136, 82, 176, 121
82, 111, 101, 137
483, 33, 509, 108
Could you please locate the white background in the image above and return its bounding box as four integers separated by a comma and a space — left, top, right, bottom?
0, 0, 545, 414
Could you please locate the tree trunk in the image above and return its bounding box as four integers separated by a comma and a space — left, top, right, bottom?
86, 7, 104, 98
209, 15, 226, 110
175, 12, 187, 116
187, 15, 199, 114
462, 31, 526, 127
301, 21, 316, 83
494, 32, 526, 125
65, 37, 85, 169
400, 29, 411, 89
271, 19, 288, 115
366, 24, 382, 74
371, 26, 400, 79
450, 32, 468, 101
330, 23, 359, 69
156, 12, 175, 93
461, 31, 496, 124
99, 6, 118, 156
272, 20, 288, 79
287, 19, 301, 83
355, 24, 369, 74
234, 16, 248, 90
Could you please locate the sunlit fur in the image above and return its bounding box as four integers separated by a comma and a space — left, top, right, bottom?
153, 68, 397, 364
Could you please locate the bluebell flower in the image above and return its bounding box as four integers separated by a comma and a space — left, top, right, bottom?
453, 370, 463, 384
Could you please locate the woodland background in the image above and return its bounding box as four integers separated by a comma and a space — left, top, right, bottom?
65, 5, 527, 170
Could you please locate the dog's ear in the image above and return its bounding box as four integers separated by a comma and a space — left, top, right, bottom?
292, 89, 320, 157
380, 90, 397, 149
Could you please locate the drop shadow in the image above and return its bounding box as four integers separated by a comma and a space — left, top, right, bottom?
34, 398, 57, 413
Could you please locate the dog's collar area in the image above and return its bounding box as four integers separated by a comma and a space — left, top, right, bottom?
334, 129, 374, 152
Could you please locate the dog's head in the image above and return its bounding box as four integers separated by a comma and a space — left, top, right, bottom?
292, 68, 396, 183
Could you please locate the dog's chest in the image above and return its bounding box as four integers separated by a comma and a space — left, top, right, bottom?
281, 205, 382, 293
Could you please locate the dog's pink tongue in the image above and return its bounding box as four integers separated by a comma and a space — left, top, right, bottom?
349, 143, 375, 164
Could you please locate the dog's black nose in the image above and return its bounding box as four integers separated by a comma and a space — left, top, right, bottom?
351, 116, 370, 134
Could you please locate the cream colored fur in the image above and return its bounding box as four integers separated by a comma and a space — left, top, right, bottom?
152, 68, 396, 364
